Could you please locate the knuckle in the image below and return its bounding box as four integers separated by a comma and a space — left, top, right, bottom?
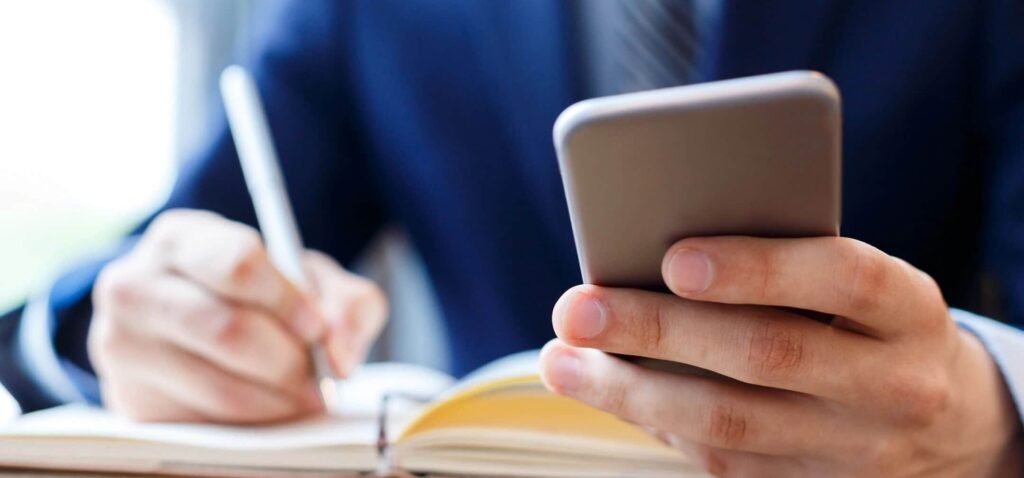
914, 270, 951, 332
93, 262, 137, 309
632, 298, 666, 352
911, 381, 951, 426
144, 209, 198, 251
744, 319, 804, 382
910, 263, 941, 297
837, 240, 890, 312
147, 210, 185, 236
223, 233, 267, 287
179, 299, 238, 337
613, 291, 665, 351
895, 373, 951, 427
206, 308, 248, 349
751, 249, 781, 303
881, 366, 951, 427
703, 403, 749, 448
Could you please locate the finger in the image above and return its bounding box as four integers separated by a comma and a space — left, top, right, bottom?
553, 284, 881, 399
540, 340, 848, 456
139, 209, 322, 341
305, 251, 388, 376
95, 262, 311, 394
107, 332, 320, 424
91, 317, 208, 422
661, 236, 946, 337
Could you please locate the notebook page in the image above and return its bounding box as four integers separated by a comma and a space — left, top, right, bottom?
2, 405, 374, 450
333, 361, 454, 417
1, 362, 455, 451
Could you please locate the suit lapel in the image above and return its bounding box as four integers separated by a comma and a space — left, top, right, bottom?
714, 1, 852, 79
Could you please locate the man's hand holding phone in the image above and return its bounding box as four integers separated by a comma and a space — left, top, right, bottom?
88, 209, 387, 424
541, 236, 1023, 477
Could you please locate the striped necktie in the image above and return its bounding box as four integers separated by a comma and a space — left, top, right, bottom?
611, 0, 700, 94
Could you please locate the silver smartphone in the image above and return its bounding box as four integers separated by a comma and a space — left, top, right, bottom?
554, 71, 842, 373
555, 70, 841, 291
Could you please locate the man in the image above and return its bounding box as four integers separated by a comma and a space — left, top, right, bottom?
2, 1, 1023, 476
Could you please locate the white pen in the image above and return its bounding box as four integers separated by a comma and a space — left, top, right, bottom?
219, 65, 338, 414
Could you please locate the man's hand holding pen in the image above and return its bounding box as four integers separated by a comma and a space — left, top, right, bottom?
89, 209, 387, 423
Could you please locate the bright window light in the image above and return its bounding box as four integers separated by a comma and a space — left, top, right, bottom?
0, 0, 179, 310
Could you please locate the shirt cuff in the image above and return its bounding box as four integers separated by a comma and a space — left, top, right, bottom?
17, 292, 92, 405
953, 308, 1024, 427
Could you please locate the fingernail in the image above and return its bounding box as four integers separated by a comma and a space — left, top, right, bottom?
567, 295, 606, 339
547, 351, 582, 394
667, 248, 713, 293
291, 302, 323, 342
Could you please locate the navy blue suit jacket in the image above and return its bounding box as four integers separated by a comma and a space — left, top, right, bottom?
3, 0, 1024, 412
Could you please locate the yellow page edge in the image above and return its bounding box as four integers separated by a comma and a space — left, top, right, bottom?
398, 374, 541, 440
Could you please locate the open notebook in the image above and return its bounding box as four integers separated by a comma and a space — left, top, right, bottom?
0, 351, 708, 477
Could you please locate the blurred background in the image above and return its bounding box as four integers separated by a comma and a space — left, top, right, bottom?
0, 0, 178, 312
0, 0, 447, 420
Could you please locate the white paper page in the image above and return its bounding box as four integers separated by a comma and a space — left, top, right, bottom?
333, 361, 454, 417
1, 362, 455, 451
3, 405, 375, 450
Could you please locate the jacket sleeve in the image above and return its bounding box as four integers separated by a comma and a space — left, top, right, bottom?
0, 0, 385, 413
980, 0, 1024, 325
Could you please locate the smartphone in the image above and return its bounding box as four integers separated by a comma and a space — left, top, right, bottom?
553, 71, 842, 372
